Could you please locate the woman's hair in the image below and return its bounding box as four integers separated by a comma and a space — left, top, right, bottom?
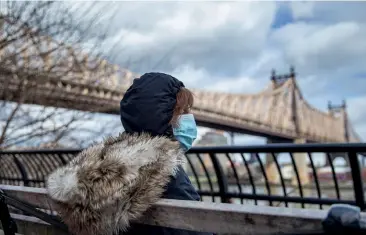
170, 87, 194, 127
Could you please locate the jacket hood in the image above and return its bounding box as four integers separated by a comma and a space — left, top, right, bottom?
120, 72, 184, 138
46, 133, 185, 235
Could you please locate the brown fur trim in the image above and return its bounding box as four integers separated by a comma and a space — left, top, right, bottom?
46, 133, 184, 235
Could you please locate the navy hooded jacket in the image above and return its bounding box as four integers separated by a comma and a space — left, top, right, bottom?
120, 72, 212, 235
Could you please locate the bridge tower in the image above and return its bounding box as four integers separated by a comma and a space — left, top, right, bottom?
325, 100, 350, 167
266, 66, 310, 200
328, 100, 349, 142
270, 66, 299, 136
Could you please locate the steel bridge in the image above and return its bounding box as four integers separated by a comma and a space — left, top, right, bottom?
0, 18, 362, 143
1, 19, 366, 235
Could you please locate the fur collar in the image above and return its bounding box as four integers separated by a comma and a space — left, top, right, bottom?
46, 133, 185, 235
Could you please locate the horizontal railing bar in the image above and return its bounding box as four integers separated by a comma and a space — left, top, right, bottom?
189, 143, 366, 153
1, 143, 366, 155
225, 182, 366, 191
8, 213, 69, 235
197, 191, 356, 205
0, 178, 45, 183
3, 180, 365, 192
0, 185, 330, 234
0, 178, 25, 181
2, 191, 69, 232
0, 185, 50, 210
10, 213, 48, 225
0, 149, 81, 154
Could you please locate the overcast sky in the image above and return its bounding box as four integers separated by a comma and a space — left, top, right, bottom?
76, 1, 366, 145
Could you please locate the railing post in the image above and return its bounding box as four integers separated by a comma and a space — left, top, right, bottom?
209, 153, 230, 203
0, 189, 18, 235
12, 154, 30, 186
348, 151, 365, 210
57, 152, 67, 165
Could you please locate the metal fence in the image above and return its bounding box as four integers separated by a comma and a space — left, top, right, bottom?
1, 143, 366, 210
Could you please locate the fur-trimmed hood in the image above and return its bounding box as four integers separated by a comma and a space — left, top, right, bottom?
46, 133, 185, 235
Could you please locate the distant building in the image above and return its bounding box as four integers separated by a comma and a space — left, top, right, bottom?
195, 130, 229, 146
185, 130, 230, 176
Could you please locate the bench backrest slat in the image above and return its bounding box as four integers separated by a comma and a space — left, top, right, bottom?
1, 185, 329, 234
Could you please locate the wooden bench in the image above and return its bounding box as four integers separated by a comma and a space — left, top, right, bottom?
0, 184, 340, 235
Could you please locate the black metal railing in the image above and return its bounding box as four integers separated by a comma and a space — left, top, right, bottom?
189, 143, 366, 210
1, 143, 366, 210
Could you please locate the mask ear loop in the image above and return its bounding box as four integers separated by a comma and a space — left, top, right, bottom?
168, 111, 182, 141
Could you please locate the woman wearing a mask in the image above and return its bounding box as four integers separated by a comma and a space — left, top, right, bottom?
46, 72, 210, 235
121, 72, 208, 235
121, 72, 199, 196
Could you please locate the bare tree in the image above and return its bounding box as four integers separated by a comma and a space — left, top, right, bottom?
0, 1, 124, 150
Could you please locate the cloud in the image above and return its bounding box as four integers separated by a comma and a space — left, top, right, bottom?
93, 1, 366, 142
99, 2, 277, 77
169, 64, 265, 93
270, 22, 366, 76
347, 96, 366, 140
205, 75, 262, 93
20, 1, 363, 147
290, 2, 315, 20
299, 2, 366, 24
4, 1, 366, 150
348, 96, 366, 124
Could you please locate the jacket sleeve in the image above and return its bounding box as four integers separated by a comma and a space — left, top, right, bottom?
162, 165, 201, 201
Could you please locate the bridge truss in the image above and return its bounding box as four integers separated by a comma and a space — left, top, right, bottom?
0, 17, 362, 143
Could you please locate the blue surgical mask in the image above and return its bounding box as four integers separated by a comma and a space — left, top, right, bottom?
173, 114, 197, 151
